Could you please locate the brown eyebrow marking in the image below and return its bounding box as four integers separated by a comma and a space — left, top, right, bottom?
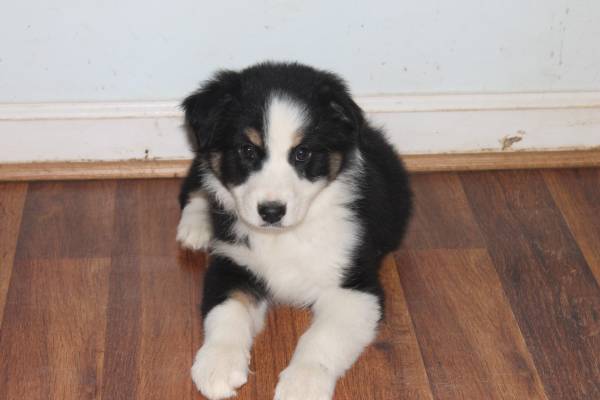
292, 131, 304, 147
245, 128, 263, 147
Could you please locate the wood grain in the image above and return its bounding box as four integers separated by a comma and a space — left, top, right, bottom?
0, 159, 189, 182
135, 180, 195, 400
404, 173, 485, 249
396, 249, 547, 400
101, 185, 143, 400
2, 149, 600, 182
0, 180, 115, 400
2, 171, 600, 399
14, 180, 116, 260
0, 182, 27, 327
406, 149, 600, 172
460, 170, 600, 399
0, 258, 111, 400
240, 307, 311, 400
543, 168, 600, 285
102, 179, 196, 400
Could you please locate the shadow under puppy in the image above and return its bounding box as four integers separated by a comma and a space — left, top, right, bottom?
177, 62, 412, 400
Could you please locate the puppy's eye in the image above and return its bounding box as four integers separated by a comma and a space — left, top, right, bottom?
239, 144, 258, 161
294, 146, 312, 163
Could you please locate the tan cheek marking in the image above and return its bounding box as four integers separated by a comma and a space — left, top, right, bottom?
329, 152, 343, 180
209, 152, 222, 176
245, 128, 263, 148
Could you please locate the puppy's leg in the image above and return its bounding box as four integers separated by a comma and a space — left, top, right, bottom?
192, 257, 268, 400
177, 191, 212, 250
274, 288, 381, 400
178, 158, 212, 250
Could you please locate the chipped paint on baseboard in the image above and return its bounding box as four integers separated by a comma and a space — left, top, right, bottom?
500, 130, 526, 151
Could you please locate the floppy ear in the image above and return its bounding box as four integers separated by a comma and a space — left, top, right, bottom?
317, 82, 365, 133
182, 70, 241, 151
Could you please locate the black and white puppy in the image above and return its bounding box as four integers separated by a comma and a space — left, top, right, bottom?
177, 62, 412, 400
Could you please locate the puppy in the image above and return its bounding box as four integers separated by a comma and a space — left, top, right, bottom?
177, 62, 412, 400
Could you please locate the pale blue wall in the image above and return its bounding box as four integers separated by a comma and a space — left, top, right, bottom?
1, 0, 599, 102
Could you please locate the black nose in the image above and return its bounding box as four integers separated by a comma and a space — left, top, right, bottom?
258, 202, 286, 224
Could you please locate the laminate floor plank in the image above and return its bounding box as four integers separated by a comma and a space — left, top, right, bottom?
460, 170, 600, 400
543, 168, 600, 286
14, 181, 117, 260
404, 173, 485, 250
0, 182, 27, 327
396, 248, 547, 400
0, 257, 111, 400
102, 179, 196, 400
2, 171, 600, 399
1, 180, 113, 400
238, 306, 311, 400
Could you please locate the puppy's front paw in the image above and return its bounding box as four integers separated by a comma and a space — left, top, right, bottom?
191, 344, 249, 400
177, 214, 211, 250
274, 362, 336, 400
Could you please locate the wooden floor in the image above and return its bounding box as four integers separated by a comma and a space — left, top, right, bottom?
1, 169, 600, 400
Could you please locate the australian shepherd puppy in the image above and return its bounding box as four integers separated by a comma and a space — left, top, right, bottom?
177, 62, 412, 400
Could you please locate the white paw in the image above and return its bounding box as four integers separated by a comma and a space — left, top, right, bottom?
191, 344, 250, 400
274, 363, 336, 400
177, 214, 211, 250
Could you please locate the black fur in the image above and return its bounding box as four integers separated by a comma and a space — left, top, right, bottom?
179, 61, 412, 316
342, 127, 412, 309
200, 256, 268, 317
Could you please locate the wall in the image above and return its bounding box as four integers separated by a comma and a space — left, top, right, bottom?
1, 0, 599, 102
1, 1, 599, 163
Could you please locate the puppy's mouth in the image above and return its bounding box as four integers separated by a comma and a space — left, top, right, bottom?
249, 218, 301, 233
260, 221, 283, 229
237, 213, 289, 232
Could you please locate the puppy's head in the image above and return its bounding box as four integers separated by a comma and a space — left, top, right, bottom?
183, 62, 363, 230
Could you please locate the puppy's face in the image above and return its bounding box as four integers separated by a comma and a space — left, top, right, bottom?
183, 64, 363, 230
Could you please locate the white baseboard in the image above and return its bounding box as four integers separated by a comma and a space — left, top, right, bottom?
1, 92, 599, 163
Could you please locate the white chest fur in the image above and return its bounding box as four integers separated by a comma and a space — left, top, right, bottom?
211, 178, 361, 306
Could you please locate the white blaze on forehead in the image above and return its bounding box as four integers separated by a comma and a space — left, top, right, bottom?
264, 94, 308, 160
229, 93, 324, 229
